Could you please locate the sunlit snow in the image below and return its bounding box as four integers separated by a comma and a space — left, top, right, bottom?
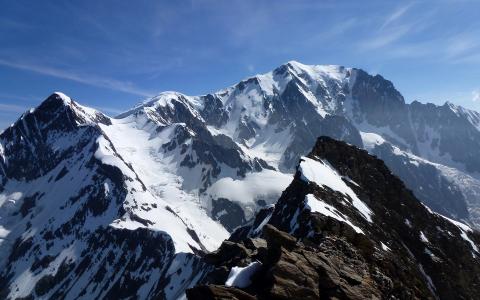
305, 194, 364, 234
225, 261, 262, 288
299, 156, 373, 222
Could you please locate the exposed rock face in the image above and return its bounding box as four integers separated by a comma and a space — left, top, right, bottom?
350, 70, 418, 151
409, 101, 480, 173
370, 143, 469, 220
211, 198, 247, 232
187, 137, 480, 300
0, 93, 109, 182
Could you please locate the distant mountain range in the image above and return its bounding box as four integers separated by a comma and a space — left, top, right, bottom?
1, 61, 479, 299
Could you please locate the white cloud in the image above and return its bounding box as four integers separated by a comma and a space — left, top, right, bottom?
380, 3, 414, 29
473, 90, 480, 102
0, 59, 154, 97
359, 3, 417, 51
313, 18, 358, 41
358, 4, 439, 55
445, 33, 480, 58
360, 25, 412, 50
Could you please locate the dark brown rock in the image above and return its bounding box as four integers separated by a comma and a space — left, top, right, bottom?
186, 285, 257, 300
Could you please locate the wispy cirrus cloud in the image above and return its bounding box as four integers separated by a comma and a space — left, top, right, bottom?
0, 92, 39, 102
0, 103, 28, 113
360, 25, 413, 50
0, 59, 154, 97
444, 32, 480, 64
356, 1, 480, 66
359, 3, 419, 51
311, 17, 358, 42
380, 3, 414, 30
473, 90, 480, 102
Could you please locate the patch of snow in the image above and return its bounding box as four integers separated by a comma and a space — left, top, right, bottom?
225, 261, 262, 288
205, 170, 292, 207
380, 242, 391, 251
360, 131, 386, 150
236, 125, 292, 170
424, 247, 441, 263
0, 226, 9, 238
251, 210, 273, 236
436, 213, 472, 232
305, 194, 364, 234
53, 91, 72, 105
420, 231, 429, 243
94, 136, 137, 180
354, 120, 411, 151
289, 207, 301, 233
432, 210, 478, 254
405, 219, 412, 228
215, 209, 228, 218
299, 157, 373, 222
460, 231, 479, 254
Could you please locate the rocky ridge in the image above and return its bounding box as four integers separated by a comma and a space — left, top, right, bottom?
187, 137, 480, 300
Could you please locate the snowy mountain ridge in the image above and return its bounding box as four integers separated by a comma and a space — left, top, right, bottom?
2, 61, 480, 298
123, 60, 480, 227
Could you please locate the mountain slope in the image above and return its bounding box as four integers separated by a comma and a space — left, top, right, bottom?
0, 93, 227, 299
188, 137, 480, 299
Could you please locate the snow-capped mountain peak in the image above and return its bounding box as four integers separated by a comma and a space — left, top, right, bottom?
3, 61, 480, 299
0, 92, 230, 299
34, 92, 110, 126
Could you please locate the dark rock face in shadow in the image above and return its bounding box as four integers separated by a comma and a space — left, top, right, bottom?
211, 198, 247, 232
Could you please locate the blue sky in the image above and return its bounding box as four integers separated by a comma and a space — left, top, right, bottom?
1, 0, 480, 129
